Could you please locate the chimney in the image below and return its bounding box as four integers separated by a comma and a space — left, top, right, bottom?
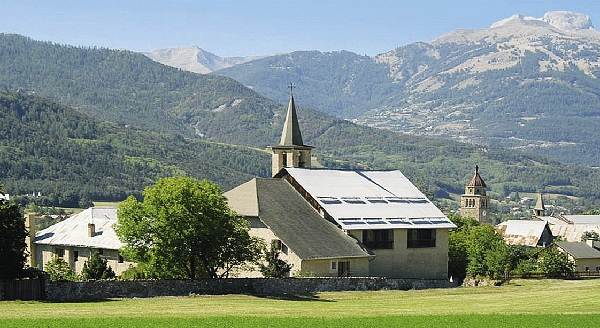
25, 213, 39, 267
88, 223, 95, 237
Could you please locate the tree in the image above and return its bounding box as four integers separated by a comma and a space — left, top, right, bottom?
45, 257, 77, 281
259, 245, 292, 278
116, 177, 263, 279
80, 252, 116, 280
537, 247, 574, 278
0, 194, 27, 279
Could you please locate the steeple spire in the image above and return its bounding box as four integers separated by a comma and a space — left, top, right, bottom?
268, 84, 313, 176
533, 192, 546, 217
279, 83, 304, 146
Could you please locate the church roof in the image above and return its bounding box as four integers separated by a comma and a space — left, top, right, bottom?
280, 168, 456, 230
534, 193, 546, 211
496, 220, 551, 247
278, 94, 305, 147
34, 207, 122, 250
466, 165, 487, 188
225, 178, 370, 260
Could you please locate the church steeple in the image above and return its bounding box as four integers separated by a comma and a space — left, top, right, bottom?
533, 192, 546, 217
268, 84, 313, 177
279, 86, 304, 146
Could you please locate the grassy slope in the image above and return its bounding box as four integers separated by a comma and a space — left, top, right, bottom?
1, 280, 599, 327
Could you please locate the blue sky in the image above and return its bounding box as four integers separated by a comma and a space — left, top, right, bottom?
2, 0, 600, 56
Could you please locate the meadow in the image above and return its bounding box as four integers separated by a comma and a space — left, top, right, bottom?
1, 279, 599, 327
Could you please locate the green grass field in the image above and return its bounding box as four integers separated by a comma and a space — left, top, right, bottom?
2, 279, 599, 327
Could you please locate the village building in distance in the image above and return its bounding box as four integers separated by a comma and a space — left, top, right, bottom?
555, 240, 600, 273
225, 91, 456, 278
26, 207, 132, 275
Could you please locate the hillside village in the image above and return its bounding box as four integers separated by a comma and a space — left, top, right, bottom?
7, 91, 599, 283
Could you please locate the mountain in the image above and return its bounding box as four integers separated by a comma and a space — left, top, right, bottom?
144, 47, 263, 74
2, 33, 600, 211
216, 11, 600, 165
0, 91, 269, 207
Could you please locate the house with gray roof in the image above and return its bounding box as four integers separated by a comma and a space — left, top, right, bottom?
28, 207, 133, 275
556, 241, 600, 273
226, 91, 455, 279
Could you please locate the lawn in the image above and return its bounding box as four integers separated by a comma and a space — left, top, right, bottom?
1, 279, 599, 327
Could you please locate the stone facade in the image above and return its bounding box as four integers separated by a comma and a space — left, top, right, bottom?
45, 277, 454, 301
270, 147, 312, 177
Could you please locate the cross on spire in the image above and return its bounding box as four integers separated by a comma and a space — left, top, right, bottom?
288, 82, 295, 96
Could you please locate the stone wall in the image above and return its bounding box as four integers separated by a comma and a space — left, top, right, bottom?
46, 277, 453, 301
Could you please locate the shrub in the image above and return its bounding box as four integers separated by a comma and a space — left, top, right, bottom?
119, 264, 149, 281
80, 252, 116, 280
259, 246, 292, 278
45, 257, 77, 281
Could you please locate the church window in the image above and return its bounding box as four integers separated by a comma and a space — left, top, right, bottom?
55, 248, 65, 258
73, 250, 79, 262
407, 229, 436, 248
331, 261, 337, 270
282, 153, 288, 167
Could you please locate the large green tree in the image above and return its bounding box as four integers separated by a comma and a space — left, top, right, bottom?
0, 189, 27, 279
116, 177, 262, 279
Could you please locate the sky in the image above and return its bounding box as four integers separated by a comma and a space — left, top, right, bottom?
2, 0, 600, 57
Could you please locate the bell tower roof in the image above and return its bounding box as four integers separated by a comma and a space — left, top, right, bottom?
534, 192, 546, 211
466, 165, 487, 188
279, 83, 305, 147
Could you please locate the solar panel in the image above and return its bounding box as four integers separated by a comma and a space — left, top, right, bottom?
412, 220, 429, 224
388, 220, 411, 224
343, 199, 366, 204
386, 198, 410, 204
318, 197, 343, 204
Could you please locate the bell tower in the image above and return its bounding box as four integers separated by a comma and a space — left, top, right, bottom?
460, 165, 491, 224
268, 84, 313, 176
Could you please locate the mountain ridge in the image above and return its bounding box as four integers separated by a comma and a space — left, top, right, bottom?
2, 33, 600, 212
144, 46, 264, 74
214, 11, 600, 166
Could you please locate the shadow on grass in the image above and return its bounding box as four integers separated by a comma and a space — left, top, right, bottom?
37, 298, 119, 304
247, 293, 335, 302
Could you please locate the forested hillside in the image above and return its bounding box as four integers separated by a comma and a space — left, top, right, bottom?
1, 33, 600, 208
0, 91, 269, 206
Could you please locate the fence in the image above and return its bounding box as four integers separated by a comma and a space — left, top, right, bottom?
0, 278, 46, 300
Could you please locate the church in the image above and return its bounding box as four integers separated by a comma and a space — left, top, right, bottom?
225, 91, 456, 279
